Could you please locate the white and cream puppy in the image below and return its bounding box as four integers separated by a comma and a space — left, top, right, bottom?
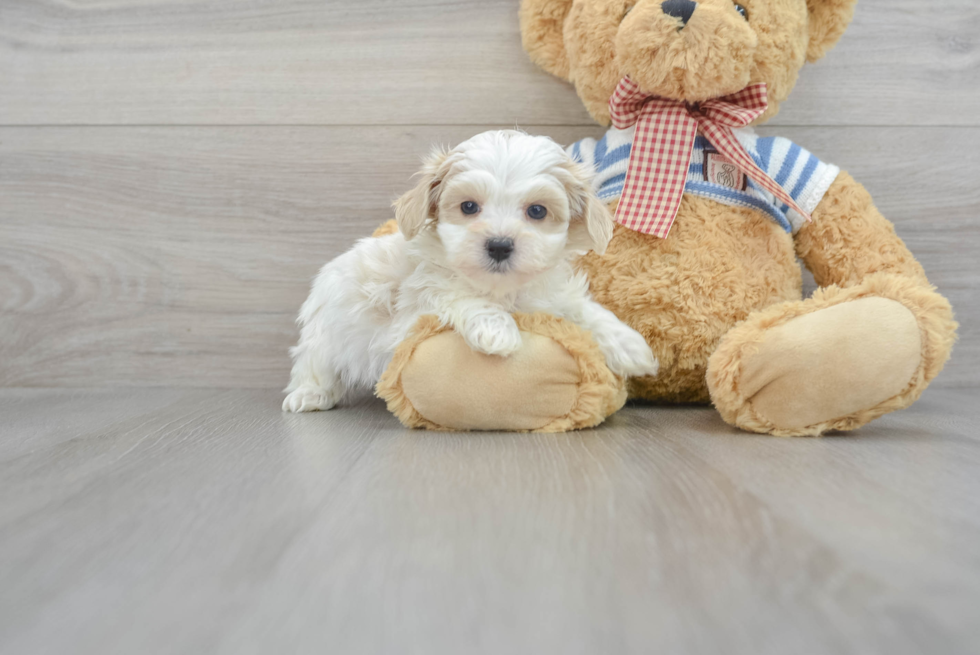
283, 130, 658, 412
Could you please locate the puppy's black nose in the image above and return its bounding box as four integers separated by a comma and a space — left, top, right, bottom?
486, 238, 514, 262
662, 0, 697, 26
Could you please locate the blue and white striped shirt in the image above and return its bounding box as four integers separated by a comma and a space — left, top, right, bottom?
568, 126, 839, 234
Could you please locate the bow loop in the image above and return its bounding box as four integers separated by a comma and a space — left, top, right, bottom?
608, 76, 655, 129
606, 76, 810, 238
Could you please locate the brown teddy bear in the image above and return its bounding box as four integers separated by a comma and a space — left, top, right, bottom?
376, 0, 957, 436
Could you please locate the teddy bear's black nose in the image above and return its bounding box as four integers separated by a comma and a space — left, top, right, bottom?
662, 0, 697, 26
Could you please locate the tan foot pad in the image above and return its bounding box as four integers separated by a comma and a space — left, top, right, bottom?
376, 313, 627, 432
737, 297, 921, 434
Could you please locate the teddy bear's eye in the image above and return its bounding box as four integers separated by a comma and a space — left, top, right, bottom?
734, 4, 749, 20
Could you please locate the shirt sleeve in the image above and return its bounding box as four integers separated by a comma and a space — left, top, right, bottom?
568, 127, 635, 202
737, 131, 840, 233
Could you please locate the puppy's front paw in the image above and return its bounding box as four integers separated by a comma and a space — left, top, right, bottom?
601, 329, 660, 379
463, 313, 523, 357
282, 385, 341, 413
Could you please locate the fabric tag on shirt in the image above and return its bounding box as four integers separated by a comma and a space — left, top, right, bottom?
704, 147, 747, 191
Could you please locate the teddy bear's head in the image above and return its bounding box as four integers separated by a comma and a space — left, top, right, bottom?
521, 0, 856, 124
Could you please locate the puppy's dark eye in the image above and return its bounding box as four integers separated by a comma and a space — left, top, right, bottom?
734, 4, 748, 19
460, 201, 480, 215
526, 205, 548, 220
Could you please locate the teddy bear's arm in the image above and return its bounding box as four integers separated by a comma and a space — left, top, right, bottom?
794, 171, 929, 288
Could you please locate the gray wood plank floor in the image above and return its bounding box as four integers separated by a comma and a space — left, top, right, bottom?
2, 0, 979, 652
1, 387, 979, 654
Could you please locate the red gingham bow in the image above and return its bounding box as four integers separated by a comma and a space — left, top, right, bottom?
608, 76, 812, 238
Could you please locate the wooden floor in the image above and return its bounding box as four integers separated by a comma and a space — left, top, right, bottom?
1, 387, 979, 654
2, 0, 979, 652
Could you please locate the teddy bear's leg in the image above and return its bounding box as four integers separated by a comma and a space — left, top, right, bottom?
376, 313, 628, 432
706, 274, 954, 436
707, 172, 957, 436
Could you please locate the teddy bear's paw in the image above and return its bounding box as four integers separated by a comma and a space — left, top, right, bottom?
461, 313, 524, 357
282, 385, 342, 413
708, 276, 956, 436
599, 329, 660, 379
377, 313, 629, 432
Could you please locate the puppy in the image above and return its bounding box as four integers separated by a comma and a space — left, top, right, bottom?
283, 130, 658, 413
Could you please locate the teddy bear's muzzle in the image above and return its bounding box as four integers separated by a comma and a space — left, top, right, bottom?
617, 0, 758, 103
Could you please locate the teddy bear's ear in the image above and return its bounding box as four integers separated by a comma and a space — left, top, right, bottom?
806, 0, 857, 62
520, 0, 574, 81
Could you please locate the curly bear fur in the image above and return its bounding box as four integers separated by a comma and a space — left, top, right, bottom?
517, 0, 956, 435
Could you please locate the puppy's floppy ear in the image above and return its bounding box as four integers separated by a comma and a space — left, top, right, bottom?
393, 146, 451, 240
806, 0, 857, 62
563, 161, 614, 255
575, 191, 615, 255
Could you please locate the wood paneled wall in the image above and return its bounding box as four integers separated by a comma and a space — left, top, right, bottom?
1, 0, 977, 388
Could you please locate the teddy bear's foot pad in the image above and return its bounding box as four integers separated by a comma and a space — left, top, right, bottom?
376, 313, 628, 433
710, 297, 922, 436
400, 331, 579, 431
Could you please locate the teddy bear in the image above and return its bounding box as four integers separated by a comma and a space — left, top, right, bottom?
375, 0, 957, 436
